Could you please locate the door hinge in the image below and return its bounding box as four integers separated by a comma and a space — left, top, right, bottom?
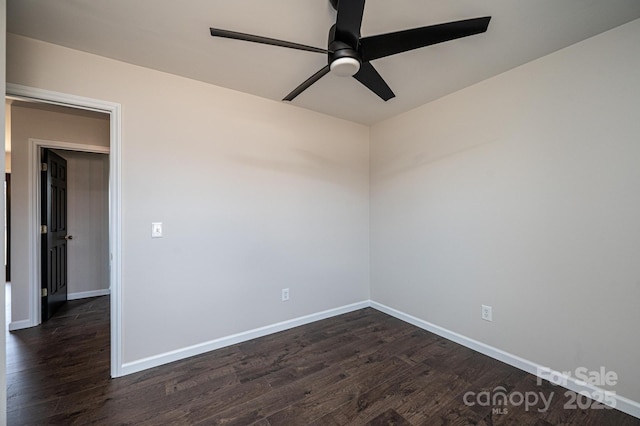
42, 288, 48, 297
41, 162, 48, 172
41, 225, 48, 234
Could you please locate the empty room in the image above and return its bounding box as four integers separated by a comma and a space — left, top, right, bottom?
2, 0, 640, 424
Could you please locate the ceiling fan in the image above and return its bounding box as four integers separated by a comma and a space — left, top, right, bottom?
210, 0, 491, 102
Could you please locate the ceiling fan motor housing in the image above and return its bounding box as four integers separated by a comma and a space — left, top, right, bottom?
328, 25, 361, 76
329, 46, 361, 76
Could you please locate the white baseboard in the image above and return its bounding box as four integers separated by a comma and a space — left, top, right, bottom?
68, 289, 111, 300
120, 300, 370, 376
370, 301, 640, 420
8, 319, 36, 331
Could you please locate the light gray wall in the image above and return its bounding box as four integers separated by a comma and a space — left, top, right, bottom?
9, 104, 110, 323
7, 33, 371, 364
371, 19, 640, 402
56, 150, 110, 297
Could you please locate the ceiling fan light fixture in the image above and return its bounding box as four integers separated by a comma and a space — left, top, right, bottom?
330, 57, 361, 77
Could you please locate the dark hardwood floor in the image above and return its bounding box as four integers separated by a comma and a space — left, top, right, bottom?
6, 296, 640, 425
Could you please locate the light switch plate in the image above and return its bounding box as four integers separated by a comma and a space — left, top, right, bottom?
151, 222, 163, 238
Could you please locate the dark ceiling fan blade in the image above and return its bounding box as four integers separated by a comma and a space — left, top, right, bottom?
283, 65, 331, 101
210, 28, 329, 54
335, 0, 366, 48
359, 16, 491, 62
353, 62, 395, 101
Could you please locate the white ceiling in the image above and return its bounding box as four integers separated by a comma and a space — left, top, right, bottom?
7, 0, 640, 125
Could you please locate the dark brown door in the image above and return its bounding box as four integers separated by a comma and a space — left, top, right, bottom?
41, 149, 69, 320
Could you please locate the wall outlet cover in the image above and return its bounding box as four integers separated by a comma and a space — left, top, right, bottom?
481, 305, 493, 322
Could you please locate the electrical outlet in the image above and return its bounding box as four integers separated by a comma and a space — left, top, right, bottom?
481, 305, 493, 322
282, 288, 290, 302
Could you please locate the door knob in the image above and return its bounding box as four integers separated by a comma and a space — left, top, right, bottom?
64, 235, 74, 240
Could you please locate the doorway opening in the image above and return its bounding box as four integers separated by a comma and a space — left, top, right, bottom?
5, 84, 122, 378
40, 147, 110, 321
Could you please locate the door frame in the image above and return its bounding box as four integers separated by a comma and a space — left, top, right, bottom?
5, 173, 10, 282
34, 141, 109, 319
7, 83, 123, 378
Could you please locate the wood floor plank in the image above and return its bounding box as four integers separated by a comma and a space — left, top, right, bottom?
367, 409, 412, 425
6, 297, 640, 425
308, 361, 432, 426
267, 356, 416, 425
